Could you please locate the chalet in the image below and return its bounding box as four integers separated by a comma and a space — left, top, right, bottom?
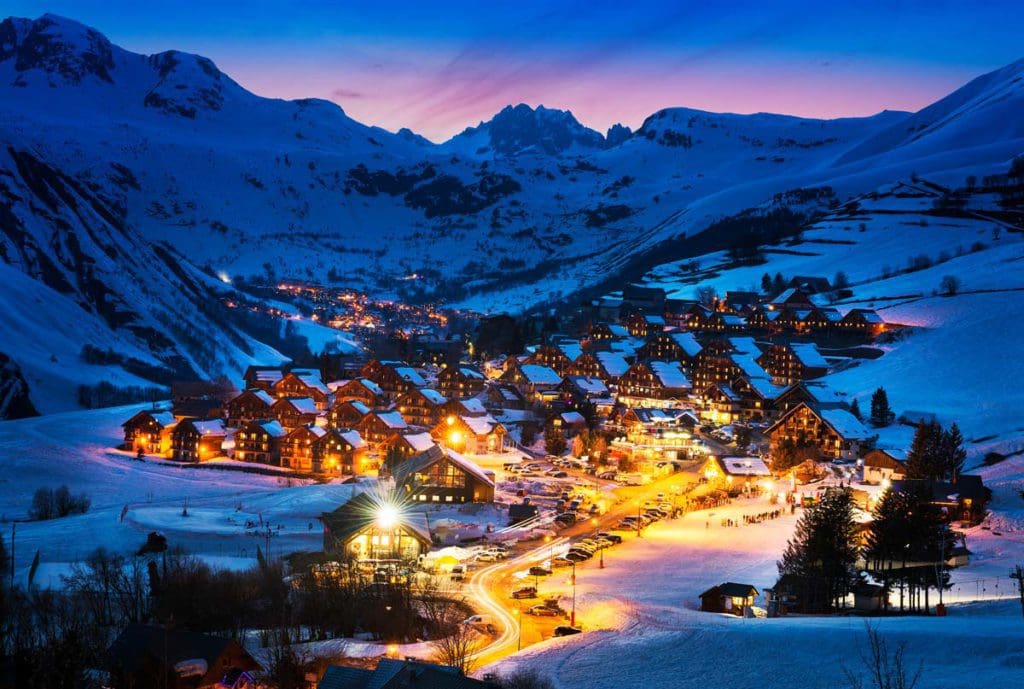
774, 381, 848, 413
358, 358, 403, 381
568, 351, 630, 383
437, 364, 486, 399
322, 492, 432, 561
431, 413, 507, 455
558, 375, 612, 407
329, 399, 371, 429
224, 389, 275, 426
702, 311, 747, 332
442, 397, 490, 419
395, 388, 447, 428
756, 342, 829, 386
723, 290, 760, 311
234, 419, 287, 466
767, 402, 872, 460
365, 362, 427, 401
281, 424, 326, 472
622, 284, 666, 314
664, 297, 697, 328
797, 308, 830, 334
524, 345, 573, 376
318, 658, 494, 689
107, 624, 259, 689
313, 428, 366, 475
122, 410, 176, 454
840, 308, 886, 337
768, 287, 814, 311
500, 361, 563, 403
701, 383, 743, 425
692, 341, 767, 394
588, 322, 629, 343
357, 411, 409, 448
617, 407, 698, 435
862, 449, 907, 485
617, 361, 692, 405
333, 378, 384, 407
243, 365, 284, 392
383, 431, 438, 463
170, 419, 226, 462
636, 332, 702, 367
745, 307, 782, 332
701, 455, 771, 487
889, 476, 988, 525
392, 445, 495, 504
273, 371, 330, 409
788, 276, 832, 294
680, 302, 713, 330
483, 383, 527, 410
545, 411, 587, 439
699, 582, 758, 616
270, 397, 320, 430
731, 376, 785, 421
625, 312, 666, 338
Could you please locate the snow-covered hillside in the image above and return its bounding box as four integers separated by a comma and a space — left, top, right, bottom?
2, 13, 1024, 413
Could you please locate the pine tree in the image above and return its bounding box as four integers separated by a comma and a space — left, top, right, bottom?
778, 488, 859, 610
760, 273, 773, 294
849, 398, 862, 420
940, 422, 966, 481
544, 426, 567, 457
870, 387, 893, 427
772, 272, 786, 295
864, 489, 915, 610
905, 420, 944, 480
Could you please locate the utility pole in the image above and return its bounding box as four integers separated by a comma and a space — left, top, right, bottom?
570, 561, 577, 627
9, 523, 14, 589
1011, 565, 1024, 617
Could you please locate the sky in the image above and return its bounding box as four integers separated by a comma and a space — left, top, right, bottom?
8, 1, 1024, 141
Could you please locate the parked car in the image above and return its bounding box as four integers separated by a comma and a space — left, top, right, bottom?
551, 471, 569, 478
529, 605, 560, 617
450, 565, 466, 581
554, 513, 577, 525
551, 556, 575, 567
554, 626, 582, 637
598, 471, 617, 480
565, 551, 589, 562
529, 566, 552, 577
512, 586, 537, 599
476, 553, 499, 563
463, 614, 494, 629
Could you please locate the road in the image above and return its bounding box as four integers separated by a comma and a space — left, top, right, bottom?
465, 464, 703, 670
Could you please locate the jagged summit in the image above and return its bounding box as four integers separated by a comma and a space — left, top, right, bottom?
446, 102, 607, 156
0, 14, 116, 85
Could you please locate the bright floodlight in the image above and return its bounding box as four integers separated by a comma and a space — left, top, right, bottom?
377, 504, 399, 530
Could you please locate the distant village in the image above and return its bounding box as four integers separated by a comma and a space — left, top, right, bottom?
121, 273, 986, 545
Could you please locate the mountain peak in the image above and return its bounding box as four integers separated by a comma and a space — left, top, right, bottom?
0, 14, 115, 85
449, 102, 606, 156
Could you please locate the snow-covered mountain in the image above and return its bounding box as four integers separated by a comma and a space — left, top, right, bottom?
1, 13, 1023, 415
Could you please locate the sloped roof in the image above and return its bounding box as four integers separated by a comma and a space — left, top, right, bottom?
336, 429, 366, 449
669, 332, 703, 358
190, 419, 226, 436
565, 375, 609, 396
401, 432, 437, 453
376, 411, 408, 429
820, 408, 872, 440
560, 411, 586, 425
108, 624, 257, 676
279, 397, 319, 415
321, 492, 432, 547
700, 582, 759, 599
393, 366, 427, 387
520, 364, 562, 385
728, 337, 759, 355
460, 414, 501, 436
789, 343, 829, 369
741, 376, 785, 400
730, 353, 767, 379
418, 388, 447, 405
595, 351, 630, 376
716, 456, 771, 476
255, 420, 288, 438
458, 367, 485, 379
651, 361, 691, 389
391, 445, 494, 489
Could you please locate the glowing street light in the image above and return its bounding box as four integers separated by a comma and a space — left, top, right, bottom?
376, 504, 399, 530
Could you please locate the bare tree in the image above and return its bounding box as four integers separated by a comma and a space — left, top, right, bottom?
497, 669, 556, 689
939, 275, 961, 297
844, 623, 923, 689
695, 285, 716, 308
431, 620, 483, 675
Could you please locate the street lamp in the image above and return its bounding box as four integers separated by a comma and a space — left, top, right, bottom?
591, 518, 604, 569
570, 560, 577, 627
636, 500, 643, 538
515, 605, 522, 651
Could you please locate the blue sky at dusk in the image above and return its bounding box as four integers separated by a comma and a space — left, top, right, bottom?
8, 1, 1024, 140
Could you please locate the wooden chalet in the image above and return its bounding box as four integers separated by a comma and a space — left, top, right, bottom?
483, 383, 527, 410
170, 419, 226, 462
745, 306, 782, 333
545, 411, 587, 439
625, 312, 666, 338
767, 402, 872, 460
313, 428, 366, 475
224, 388, 275, 426
587, 322, 629, 343
357, 411, 409, 448
270, 396, 320, 430
243, 365, 284, 393
862, 448, 907, 485
663, 298, 696, 328
756, 342, 829, 386
616, 361, 692, 405
730, 376, 785, 422
699, 582, 758, 616
700, 311, 748, 332
281, 424, 326, 473
441, 397, 490, 419
273, 371, 330, 409
500, 360, 563, 403
122, 410, 176, 454
774, 381, 848, 413
700, 455, 771, 487
234, 419, 287, 466
107, 624, 259, 689
768, 287, 814, 311
890, 476, 988, 525
788, 275, 832, 294
567, 350, 630, 384
333, 378, 383, 407
391, 445, 495, 504
431, 413, 507, 455
383, 431, 438, 464
322, 492, 432, 562
691, 339, 767, 393
635, 331, 702, 367
701, 382, 743, 425
524, 344, 573, 376
840, 308, 886, 337
437, 364, 486, 399
395, 388, 447, 427
363, 362, 426, 401
558, 375, 612, 406
329, 399, 371, 429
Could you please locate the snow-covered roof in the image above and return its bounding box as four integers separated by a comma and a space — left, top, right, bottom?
789, 343, 829, 369
458, 398, 488, 415
249, 389, 275, 406
338, 429, 366, 449
802, 381, 846, 406
256, 420, 288, 438
402, 432, 437, 452
337, 399, 370, 416
644, 314, 666, 325
280, 397, 319, 415
820, 408, 872, 440
651, 361, 691, 389
357, 378, 383, 396
459, 367, 485, 379
743, 377, 785, 400
191, 419, 226, 436
376, 411, 408, 429
721, 314, 746, 326
714, 383, 741, 401
393, 366, 427, 387
253, 369, 283, 383
728, 337, 759, 355
461, 414, 501, 436
595, 351, 630, 376
670, 332, 703, 358
520, 364, 562, 385
294, 370, 329, 394
558, 342, 584, 361
418, 388, 447, 405
566, 375, 609, 396
560, 411, 586, 425
717, 456, 771, 477
771, 288, 800, 304
444, 448, 495, 487
730, 353, 767, 379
